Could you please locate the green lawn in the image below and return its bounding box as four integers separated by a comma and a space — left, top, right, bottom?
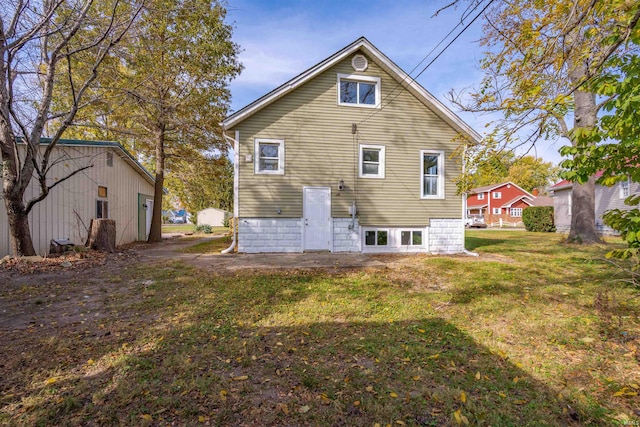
3, 231, 639, 426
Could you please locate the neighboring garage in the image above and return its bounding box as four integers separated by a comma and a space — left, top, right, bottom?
197, 207, 229, 227
0, 139, 155, 256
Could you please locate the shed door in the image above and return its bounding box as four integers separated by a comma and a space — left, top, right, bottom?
303, 187, 331, 251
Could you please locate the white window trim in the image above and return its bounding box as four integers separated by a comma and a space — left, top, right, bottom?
363, 228, 389, 246
254, 138, 285, 175
492, 191, 502, 199
620, 177, 630, 199
492, 207, 501, 215
359, 144, 385, 178
337, 73, 381, 108
510, 208, 522, 217
420, 150, 445, 200
477, 193, 484, 200
400, 229, 424, 247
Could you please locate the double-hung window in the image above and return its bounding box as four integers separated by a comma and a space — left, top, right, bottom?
477, 193, 485, 200
254, 138, 285, 175
492, 207, 501, 215
337, 74, 380, 108
492, 191, 502, 199
359, 144, 385, 178
510, 208, 523, 217
420, 150, 444, 199
620, 178, 630, 199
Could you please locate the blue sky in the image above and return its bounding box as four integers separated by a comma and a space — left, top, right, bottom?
226, 0, 565, 165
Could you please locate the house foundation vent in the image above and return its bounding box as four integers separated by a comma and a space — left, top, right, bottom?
352, 54, 368, 72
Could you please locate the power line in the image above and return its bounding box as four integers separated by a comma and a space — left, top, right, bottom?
358, 0, 495, 126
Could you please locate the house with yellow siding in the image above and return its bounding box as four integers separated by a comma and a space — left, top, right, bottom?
222, 37, 480, 253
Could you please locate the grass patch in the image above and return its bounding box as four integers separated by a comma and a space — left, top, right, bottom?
162, 224, 229, 235
181, 235, 232, 254
162, 223, 195, 233
2, 231, 639, 426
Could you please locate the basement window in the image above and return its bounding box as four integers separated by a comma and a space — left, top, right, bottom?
365, 230, 388, 246
401, 230, 423, 246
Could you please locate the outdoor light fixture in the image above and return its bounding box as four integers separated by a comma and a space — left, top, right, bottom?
338, 180, 345, 191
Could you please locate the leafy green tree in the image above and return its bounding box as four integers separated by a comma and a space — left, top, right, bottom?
0, 0, 142, 256
70, 0, 241, 242
562, 43, 640, 264
467, 152, 559, 193
452, 0, 640, 243
164, 154, 233, 217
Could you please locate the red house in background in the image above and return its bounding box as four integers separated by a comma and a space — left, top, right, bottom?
466, 182, 552, 225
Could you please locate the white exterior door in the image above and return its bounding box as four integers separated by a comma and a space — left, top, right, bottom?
303, 187, 331, 251
145, 199, 154, 239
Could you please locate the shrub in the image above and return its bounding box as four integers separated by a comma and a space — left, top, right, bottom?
522, 206, 556, 232
195, 224, 213, 234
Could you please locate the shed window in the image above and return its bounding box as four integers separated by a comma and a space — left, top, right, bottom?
96, 200, 109, 219
337, 74, 380, 108
254, 138, 285, 175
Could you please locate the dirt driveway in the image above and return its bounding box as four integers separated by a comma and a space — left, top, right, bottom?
0, 236, 389, 332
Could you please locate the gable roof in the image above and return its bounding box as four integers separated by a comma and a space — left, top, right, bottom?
501, 195, 533, 208
469, 181, 534, 198
531, 195, 553, 206
40, 138, 155, 186
222, 37, 481, 143
549, 171, 605, 192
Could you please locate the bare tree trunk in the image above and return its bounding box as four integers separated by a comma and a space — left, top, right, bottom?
147, 129, 165, 243
567, 53, 601, 244
4, 196, 37, 256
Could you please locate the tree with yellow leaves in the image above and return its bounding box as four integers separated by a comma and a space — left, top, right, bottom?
452, 0, 640, 243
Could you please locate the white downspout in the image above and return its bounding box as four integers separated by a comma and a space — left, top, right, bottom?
461, 143, 478, 257
221, 129, 239, 254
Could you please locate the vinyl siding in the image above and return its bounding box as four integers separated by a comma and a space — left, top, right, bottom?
553, 188, 572, 229
232, 52, 463, 226
595, 180, 640, 225
0, 145, 155, 256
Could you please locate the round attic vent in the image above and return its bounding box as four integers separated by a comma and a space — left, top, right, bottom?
351, 54, 368, 72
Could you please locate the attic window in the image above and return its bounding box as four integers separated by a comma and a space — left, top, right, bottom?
351, 54, 368, 71
337, 73, 380, 108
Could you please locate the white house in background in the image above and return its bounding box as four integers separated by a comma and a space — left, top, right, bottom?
0, 139, 155, 256
550, 172, 640, 235
197, 207, 229, 227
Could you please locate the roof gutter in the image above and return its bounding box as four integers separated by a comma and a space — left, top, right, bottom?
221, 129, 239, 254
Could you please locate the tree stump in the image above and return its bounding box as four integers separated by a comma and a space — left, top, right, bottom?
86, 219, 116, 252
